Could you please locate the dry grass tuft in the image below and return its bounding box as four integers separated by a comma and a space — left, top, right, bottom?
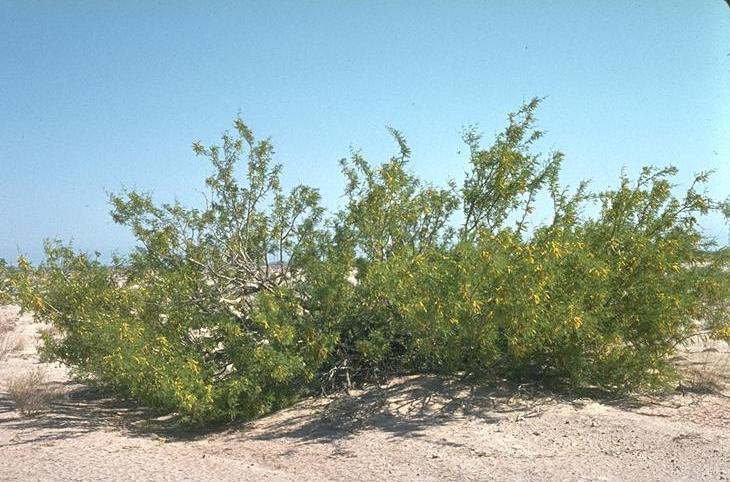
678, 347, 730, 395
6, 368, 57, 416
0, 323, 24, 361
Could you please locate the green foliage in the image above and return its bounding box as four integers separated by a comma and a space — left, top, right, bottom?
0, 259, 12, 304
11, 122, 332, 423
8, 99, 730, 423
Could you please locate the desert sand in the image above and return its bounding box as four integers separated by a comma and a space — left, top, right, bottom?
1, 304, 729, 481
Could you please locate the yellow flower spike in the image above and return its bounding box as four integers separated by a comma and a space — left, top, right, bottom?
18, 256, 30, 270
572, 316, 583, 329
550, 241, 563, 258
714, 327, 730, 341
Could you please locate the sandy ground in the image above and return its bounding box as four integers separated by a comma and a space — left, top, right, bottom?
1, 304, 730, 481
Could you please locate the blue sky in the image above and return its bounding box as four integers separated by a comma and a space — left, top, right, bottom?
1, 1, 729, 262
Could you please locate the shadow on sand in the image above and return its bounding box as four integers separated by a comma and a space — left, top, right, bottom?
0, 381, 226, 447
240, 374, 642, 446
2, 370, 724, 448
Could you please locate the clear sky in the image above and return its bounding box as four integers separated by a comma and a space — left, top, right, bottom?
1, 1, 729, 262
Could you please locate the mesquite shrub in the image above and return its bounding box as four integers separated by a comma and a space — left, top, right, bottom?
7, 99, 730, 423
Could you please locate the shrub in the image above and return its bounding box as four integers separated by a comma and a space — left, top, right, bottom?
0, 259, 15, 305
11, 120, 333, 424
0, 331, 23, 361
0, 302, 23, 361
8, 99, 730, 423
7, 368, 55, 416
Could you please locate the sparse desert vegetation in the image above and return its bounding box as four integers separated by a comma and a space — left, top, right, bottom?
676, 341, 730, 395
0, 0, 730, 482
2, 2, 729, 480
3, 100, 729, 426
6, 368, 55, 416
0, 325, 23, 362
0, 270, 23, 361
